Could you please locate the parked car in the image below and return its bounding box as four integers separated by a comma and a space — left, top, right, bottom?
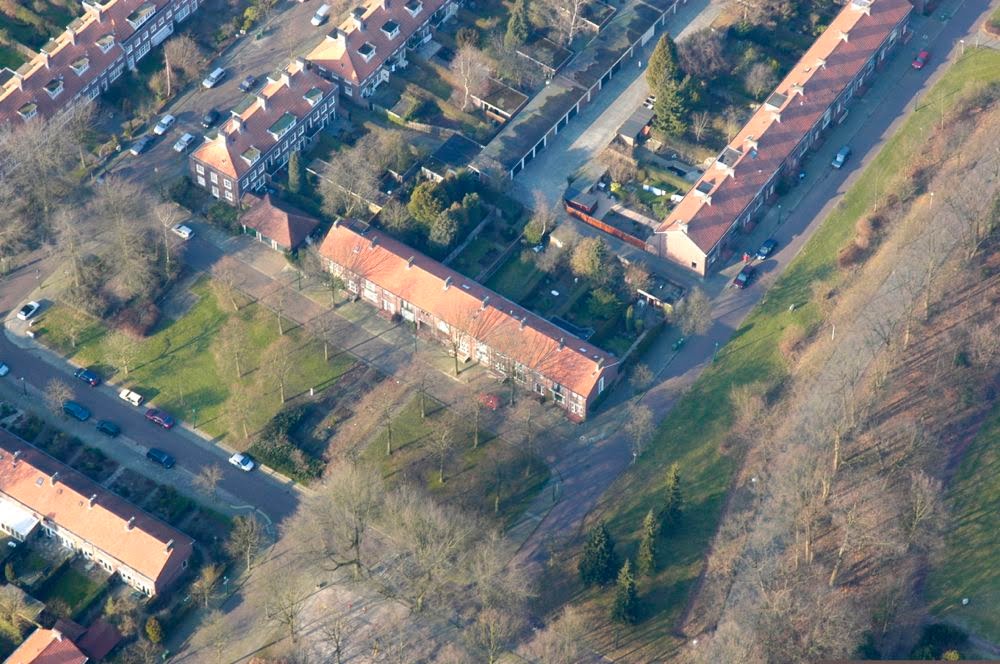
145, 408, 176, 429
96, 420, 121, 437
831, 145, 851, 169
118, 388, 144, 407
201, 108, 220, 128
16, 301, 40, 321
73, 367, 101, 386
153, 114, 175, 135
171, 224, 194, 240
732, 265, 756, 289
755, 238, 778, 261
62, 401, 91, 422
0, 363, 9, 377
229, 452, 255, 472
172, 132, 196, 153
310, 3, 331, 25
202, 67, 226, 88
911, 49, 930, 70
129, 135, 154, 156
146, 448, 175, 469
238, 75, 257, 92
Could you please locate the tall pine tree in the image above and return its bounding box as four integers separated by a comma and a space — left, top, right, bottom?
612, 560, 638, 624
660, 462, 683, 527
288, 150, 304, 194
646, 33, 681, 92
637, 509, 658, 577
579, 521, 618, 586
505, 0, 530, 50
653, 79, 687, 137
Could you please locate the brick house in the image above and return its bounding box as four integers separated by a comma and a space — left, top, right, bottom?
189, 58, 337, 205
319, 221, 618, 420
649, 0, 913, 276
239, 194, 320, 252
0, 0, 201, 125
305, 0, 458, 102
5, 628, 88, 664
0, 431, 194, 597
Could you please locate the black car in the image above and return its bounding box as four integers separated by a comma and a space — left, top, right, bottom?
146, 448, 175, 469
62, 400, 91, 422
732, 265, 756, 289
73, 367, 101, 386
129, 135, 154, 156
238, 75, 257, 92
201, 108, 220, 128
96, 420, 120, 437
755, 239, 778, 261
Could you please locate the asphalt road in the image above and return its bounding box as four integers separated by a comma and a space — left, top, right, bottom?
0, 258, 300, 524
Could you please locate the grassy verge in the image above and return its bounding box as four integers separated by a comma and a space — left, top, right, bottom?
37, 279, 353, 441
35, 565, 103, 616
924, 402, 1000, 642
572, 48, 1000, 657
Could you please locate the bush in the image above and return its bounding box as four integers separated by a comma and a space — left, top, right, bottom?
113, 300, 161, 338
778, 323, 808, 361
207, 202, 239, 231
248, 407, 323, 482
837, 240, 867, 268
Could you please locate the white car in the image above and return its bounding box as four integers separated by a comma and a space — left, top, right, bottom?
228, 453, 255, 472
172, 133, 195, 152
153, 114, 176, 136
16, 301, 40, 321
171, 224, 194, 240
118, 388, 144, 407
0, 363, 9, 377
202, 67, 226, 89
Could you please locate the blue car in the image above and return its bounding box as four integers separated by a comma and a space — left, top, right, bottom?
62, 401, 91, 422
755, 239, 778, 261
73, 367, 101, 386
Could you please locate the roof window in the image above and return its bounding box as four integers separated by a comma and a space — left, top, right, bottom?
404, 0, 422, 16
70, 56, 90, 76
267, 111, 297, 140
126, 2, 156, 30
358, 42, 376, 62
241, 146, 262, 165
96, 34, 115, 53
382, 19, 400, 39
44, 78, 64, 98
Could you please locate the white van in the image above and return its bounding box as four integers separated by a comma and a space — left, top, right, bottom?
119, 388, 144, 407
311, 4, 331, 25
202, 67, 226, 89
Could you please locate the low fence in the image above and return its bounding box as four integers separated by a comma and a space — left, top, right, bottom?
563, 203, 648, 250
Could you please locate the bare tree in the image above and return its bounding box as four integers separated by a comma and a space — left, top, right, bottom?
452, 45, 491, 111
543, 0, 587, 45
675, 287, 712, 336
191, 609, 230, 664
744, 62, 778, 101
0, 585, 30, 632
629, 363, 655, 393
691, 111, 712, 143
194, 465, 224, 501
262, 336, 296, 404
525, 606, 591, 663
624, 403, 655, 462
319, 149, 380, 219
105, 331, 141, 377
475, 607, 522, 663
379, 199, 412, 232
723, 106, 744, 142
227, 514, 266, 572
213, 258, 244, 311
262, 574, 308, 644
153, 203, 183, 271
163, 34, 205, 98
226, 381, 255, 442
191, 564, 222, 608
317, 603, 350, 664
678, 29, 728, 78
44, 378, 73, 417
428, 414, 458, 484
215, 319, 248, 379
902, 471, 944, 550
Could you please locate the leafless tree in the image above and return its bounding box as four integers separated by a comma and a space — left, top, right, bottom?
226, 381, 255, 442
629, 363, 655, 393
969, 316, 1000, 368
317, 603, 350, 664
691, 110, 712, 143
92, 176, 148, 271
153, 203, 183, 271
524, 606, 592, 663
267, 283, 290, 336
194, 465, 223, 501
723, 106, 744, 142
227, 514, 267, 572
163, 34, 205, 98
0, 585, 30, 631
675, 287, 712, 336
428, 414, 458, 484
678, 29, 728, 78
475, 607, 522, 663
542, 0, 587, 45
319, 149, 381, 220
625, 403, 655, 461
105, 331, 141, 377
379, 199, 412, 232
215, 319, 249, 379
191, 564, 222, 608
600, 147, 638, 184
452, 44, 492, 111
262, 574, 308, 644
902, 471, 944, 551
191, 609, 230, 664
262, 336, 296, 404
744, 62, 777, 101
44, 378, 74, 416
212, 258, 244, 311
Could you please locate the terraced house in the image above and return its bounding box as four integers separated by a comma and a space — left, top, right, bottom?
0, 431, 193, 597
650, 0, 913, 275
0, 0, 201, 124
319, 221, 618, 421
305, 0, 458, 101
189, 58, 337, 204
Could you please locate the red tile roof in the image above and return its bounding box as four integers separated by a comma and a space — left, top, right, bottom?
306, 0, 447, 85
4, 628, 87, 664
75, 620, 121, 662
0, 0, 176, 124
655, 0, 912, 253
241, 194, 320, 249
0, 431, 193, 591
191, 59, 336, 180
319, 222, 615, 399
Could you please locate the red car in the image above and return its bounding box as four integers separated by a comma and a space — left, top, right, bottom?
145, 408, 176, 429
732, 265, 756, 289
911, 49, 930, 70
478, 393, 500, 411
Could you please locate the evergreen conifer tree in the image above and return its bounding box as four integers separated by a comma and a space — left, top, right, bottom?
505, 0, 531, 50
288, 150, 303, 194
646, 33, 680, 92
660, 462, 684, 527
637, 509, 658, 576
612, 560, 638, 624
579, 521, 618, 586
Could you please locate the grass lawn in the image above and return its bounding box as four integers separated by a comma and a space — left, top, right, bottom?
364, 396, 548, 527
485, 253, 545, 302
38, 279, 354, 442
35, 565, 103, 616
923, 403, 1000, 642
0, 45, 24, 70
565, 48, 1000, 658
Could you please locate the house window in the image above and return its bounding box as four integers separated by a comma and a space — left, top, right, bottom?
196, 164, 204, 174
211, 186, 220, 198
225, 191, 234, 201
197, 176, 205, 186
210, 172, 218, 184
436, 319, 449, 334
224, 179, 232, 190
598, 376, 605, 393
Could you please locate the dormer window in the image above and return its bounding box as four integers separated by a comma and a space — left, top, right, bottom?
17, 102, 37, 119
241, 146, 262, 165
358, 42, 376, 62
303, 86, 324, 107
381, 19, 399, 39
96, 34, 114, 53
267, 111, 297, 140
126, 2, 156, 30
404, 0, 422, 16
70, 56, 90, 76
44, 78, 64, 98
764, 91, 786, 112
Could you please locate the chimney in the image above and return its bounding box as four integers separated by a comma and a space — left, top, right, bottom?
839, 30, 849, 43
481, 295, 489, 310
558, 337, 565, 350
126, 516, 136, 531
407, 255, 415, 268
50, 472, 60, 486
328, 28, 346, 46
12, 451, 21, 465
369, 236, 378, 248
595, 357, 606, 372
256, 93, 267, 111
678, 221, 689, 234
280, 70, 292, 88
84, 1, 104, 22
790, 83, 804, 97
67, 28, 77, 46
295, 56, 309, 71
744, 136, 758, 152
519, 316, 527, 330
381, 0, 390, 9
443, 276, 453, 290
232, 115, 245, 133
54, 630, 63, 642
815, 57, 827, 69
41, 51, 51, 69
89, 494, 97, 509
351, 7, 366, 30
165, 539, 175, 553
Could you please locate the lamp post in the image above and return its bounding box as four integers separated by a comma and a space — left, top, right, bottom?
19, 376, 26, 396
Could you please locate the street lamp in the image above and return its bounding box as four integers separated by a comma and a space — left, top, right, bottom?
19, 377, 26, 396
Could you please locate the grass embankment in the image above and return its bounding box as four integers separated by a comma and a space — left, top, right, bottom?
574, 48, 1000, 658
924, 403, 1000, 643
38, 279, 353, 440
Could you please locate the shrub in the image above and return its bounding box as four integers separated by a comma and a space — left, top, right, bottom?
207, 201, 239, 231
145, 616, 163, 644
248, 407, 323, 482
113, 300, 160, 338
779, 323, 808, 361
837, 240, 867, 268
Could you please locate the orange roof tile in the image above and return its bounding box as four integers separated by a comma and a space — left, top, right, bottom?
241, 194, 320, 249
0, 432, 193, 590
306, 0, 448, 85
191, 60, 336, 180
319, 222, 615, 399
655, 0, 912, 253
5, 628, 87, 664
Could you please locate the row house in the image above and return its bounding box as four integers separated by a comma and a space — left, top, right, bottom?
319, 221, 618, 421
0, 431, 194, 597
0, 0, 201, 125
650, 0, 912, 276
305, 0, 458, 102
189, 58, 337, 205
